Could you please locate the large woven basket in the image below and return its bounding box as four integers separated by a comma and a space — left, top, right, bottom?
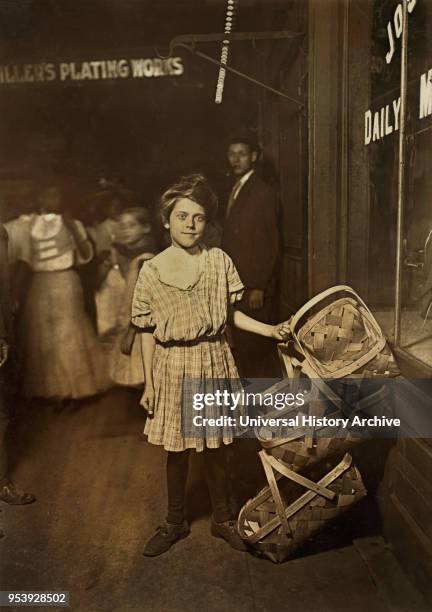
236, 287, 394, 562
285, 285, 400, 379
238, 453, 366, 563
252, 286, 399, 474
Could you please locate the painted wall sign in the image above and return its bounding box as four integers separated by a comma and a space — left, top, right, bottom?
385, 0, 417, 64
365, 0, 431, 145
364, 71, 432, 144
0, 56, 184, 85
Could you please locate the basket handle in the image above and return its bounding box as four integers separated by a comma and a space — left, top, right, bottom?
290, 285, 379, 333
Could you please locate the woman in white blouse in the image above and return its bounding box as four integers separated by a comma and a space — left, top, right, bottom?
6, 183, 109, 405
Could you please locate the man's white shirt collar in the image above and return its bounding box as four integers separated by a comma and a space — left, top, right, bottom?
238, 168, 254, 188
231, 169, 254, 202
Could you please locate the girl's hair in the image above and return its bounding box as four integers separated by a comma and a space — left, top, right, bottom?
159, 174, 218, 225
114, 206, 151, 225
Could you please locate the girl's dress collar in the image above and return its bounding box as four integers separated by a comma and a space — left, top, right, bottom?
147, 243, 208, 291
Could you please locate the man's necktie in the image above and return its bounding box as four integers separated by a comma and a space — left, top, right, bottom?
225, 179, 242, 220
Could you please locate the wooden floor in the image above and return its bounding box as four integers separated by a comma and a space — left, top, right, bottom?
0, 388, 420, 611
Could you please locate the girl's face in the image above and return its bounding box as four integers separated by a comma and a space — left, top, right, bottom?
116, 213, 151, 244
168, 198, 207, 250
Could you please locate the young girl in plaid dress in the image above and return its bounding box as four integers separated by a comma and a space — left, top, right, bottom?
131, 174, 289, 557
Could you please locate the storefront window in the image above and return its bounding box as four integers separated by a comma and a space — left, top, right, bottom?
368, 0, 432, 368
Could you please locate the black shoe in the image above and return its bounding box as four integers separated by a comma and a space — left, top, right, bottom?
143, 521, 190, 557
210, 519, 249, 552
0, 482, 36, 505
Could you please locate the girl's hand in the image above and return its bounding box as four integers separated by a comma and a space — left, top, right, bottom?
142, 385, 155, 418
248, 289, 264, 311
270, 320, 292, 341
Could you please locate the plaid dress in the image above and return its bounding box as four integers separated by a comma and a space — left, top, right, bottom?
131, 246, 244, 451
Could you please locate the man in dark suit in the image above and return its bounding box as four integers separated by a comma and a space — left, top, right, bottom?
221, 135, 280, 378
0, 224, 35, 518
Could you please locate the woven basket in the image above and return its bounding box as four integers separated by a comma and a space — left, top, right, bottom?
250, 285, 398, 475
260, 432, 365, 474
237, 453, 366, 563
235, 287, 394, 562
255, 383, 391, 472
285, 285, 400, 379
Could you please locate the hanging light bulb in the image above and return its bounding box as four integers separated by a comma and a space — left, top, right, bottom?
215, 0, 237, 104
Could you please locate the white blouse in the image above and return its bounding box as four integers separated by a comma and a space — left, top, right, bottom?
6, 214, 92, 271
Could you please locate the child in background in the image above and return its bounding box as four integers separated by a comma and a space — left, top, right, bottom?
96, 207, 157, 387
87, 191, 130, 255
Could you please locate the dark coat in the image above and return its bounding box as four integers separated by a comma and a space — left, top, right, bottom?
221, 173, 279, 293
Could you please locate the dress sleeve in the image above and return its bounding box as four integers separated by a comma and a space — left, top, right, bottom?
131, 262, 155, 329
74, 220, 94, 265
4, 218, 32, 266
223, 251, 244, 304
